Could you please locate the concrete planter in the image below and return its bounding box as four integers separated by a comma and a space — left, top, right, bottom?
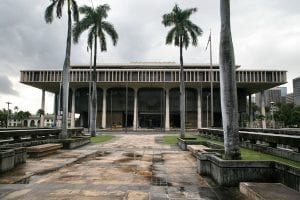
0, 149, 15, 172
177, 138, 202, 151
242, 141, 300, 162
0, 147, 27, 166
12, 147, 27, 165
196, 153, 300, 192
60, 136, 90, 149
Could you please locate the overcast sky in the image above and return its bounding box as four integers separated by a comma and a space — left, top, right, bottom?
0, 0, 299, 114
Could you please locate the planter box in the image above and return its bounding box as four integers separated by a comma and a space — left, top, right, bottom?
0, 147, 26, 169
60, 136, 90, 149
177, 137, 202, 151
13, 147, 27, 165
196, 153, 300, 192
0, 149, 15, 172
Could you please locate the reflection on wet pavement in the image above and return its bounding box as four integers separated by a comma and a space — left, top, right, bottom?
0, 134, 247, 200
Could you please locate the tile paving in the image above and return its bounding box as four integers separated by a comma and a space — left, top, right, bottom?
0, 134, 248, 199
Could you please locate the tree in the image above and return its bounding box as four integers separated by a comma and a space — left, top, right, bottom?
45, 0, 79, 138
0, 109, 8, 127
73, 5, 118, 137
219, 0, 241, 160
274, 104, 300, 127
15, 111, 32, 127
14, 106, 19, 114
162, 4, 202, 138
37, 109, 45, 116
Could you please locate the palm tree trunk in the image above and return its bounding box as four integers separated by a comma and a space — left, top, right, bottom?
179, 39, 185, 138
88, 47, 92, 135
61, 0, 72, 139
219, 0, 241, 160
91, 32, 98, 137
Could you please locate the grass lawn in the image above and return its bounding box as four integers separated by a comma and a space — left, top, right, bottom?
163, 135, 300, 168
91, 135, 114, 144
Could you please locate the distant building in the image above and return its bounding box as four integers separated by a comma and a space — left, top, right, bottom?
8, 114, 55, 128
293, 77, 300, 106
256, 87, 286, 107
286, 93, 294, 104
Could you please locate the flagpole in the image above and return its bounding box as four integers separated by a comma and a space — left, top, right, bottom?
209, 31, 214, 127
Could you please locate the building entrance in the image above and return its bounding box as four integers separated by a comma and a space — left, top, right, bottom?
139, 113, 163, 128
138, 88, 164, 129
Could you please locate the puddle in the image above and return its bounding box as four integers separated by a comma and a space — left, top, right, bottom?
123, 152, 142, 158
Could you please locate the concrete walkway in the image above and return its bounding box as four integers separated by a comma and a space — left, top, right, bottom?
0, 134, 248, 200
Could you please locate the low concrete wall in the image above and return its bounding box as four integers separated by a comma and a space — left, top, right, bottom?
275, 162, 300, 191
199, 128, 300, 162
59, 137, 90, 149
196, 153, 300, 192
11, 147, 26, 165
0, 149, 15, 172
177, 138, 202, 151
242, 141, 300, 162
240, 128, 300, 136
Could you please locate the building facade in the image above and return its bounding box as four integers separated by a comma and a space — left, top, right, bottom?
20, 63, 287, 130
8, 114, 55, 128
293, 77, 300, 106
255, 86, 287, 107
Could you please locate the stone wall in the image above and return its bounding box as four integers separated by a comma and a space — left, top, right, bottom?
197, 153, 300, 192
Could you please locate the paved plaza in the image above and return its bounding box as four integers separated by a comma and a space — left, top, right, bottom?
0, 134, 248, 200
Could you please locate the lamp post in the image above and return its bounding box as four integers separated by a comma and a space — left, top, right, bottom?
206, 93, 211, 127
270, 101, 275, 128
6, 102, 11, 128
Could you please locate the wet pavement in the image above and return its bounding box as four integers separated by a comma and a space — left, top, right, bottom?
0, 134, 248, 200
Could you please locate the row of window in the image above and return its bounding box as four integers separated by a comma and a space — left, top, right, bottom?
21, 70, 286, 83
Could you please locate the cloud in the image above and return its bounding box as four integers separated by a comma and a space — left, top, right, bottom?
0, 75, 19, 96
0, 0, 299, 113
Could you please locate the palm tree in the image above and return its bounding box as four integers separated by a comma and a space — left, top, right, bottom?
14, 106, 19, 114
219, 0, 241, 160
73, 5, 118, 137
45, 0, 79, 138
162, 4, 202, 138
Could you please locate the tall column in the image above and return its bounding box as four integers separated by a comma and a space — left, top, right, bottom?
260, 91, 266, 128
71, 88, 76, 128
165, 88, 170, 131
57, 83, 62, 128
102, 88, 107, 129
133, 88, 138, 130
197, 87, 202, 129
248, 94, 253, 128
53, 93, 58, 127
40, 89, 45, 128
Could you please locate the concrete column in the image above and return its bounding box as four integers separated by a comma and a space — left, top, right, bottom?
71, 88, 76, 128
40, 89, 45, 128
53, 93, 57, 127
249, 94, 253, 128
133, 88, 138, 130
57, 83, 62, 128
102, 88, 107, 129
165, 88, 170, 131
197, 87, 202, 129
260, 91, 266, 129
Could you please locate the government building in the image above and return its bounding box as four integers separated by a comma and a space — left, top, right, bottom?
20, 62, 287, 130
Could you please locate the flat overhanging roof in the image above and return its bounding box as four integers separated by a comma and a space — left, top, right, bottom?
20, 64, 287, 94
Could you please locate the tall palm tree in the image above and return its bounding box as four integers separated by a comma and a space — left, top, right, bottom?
73, 5, 118, 137
162, 4, 202, 138
45, 0, 79, 139
219, 0, 241, 160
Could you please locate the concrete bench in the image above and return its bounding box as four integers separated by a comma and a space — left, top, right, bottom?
187, 145, 210, 156
26, 143, 62, 158
240, 182, 300, 200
